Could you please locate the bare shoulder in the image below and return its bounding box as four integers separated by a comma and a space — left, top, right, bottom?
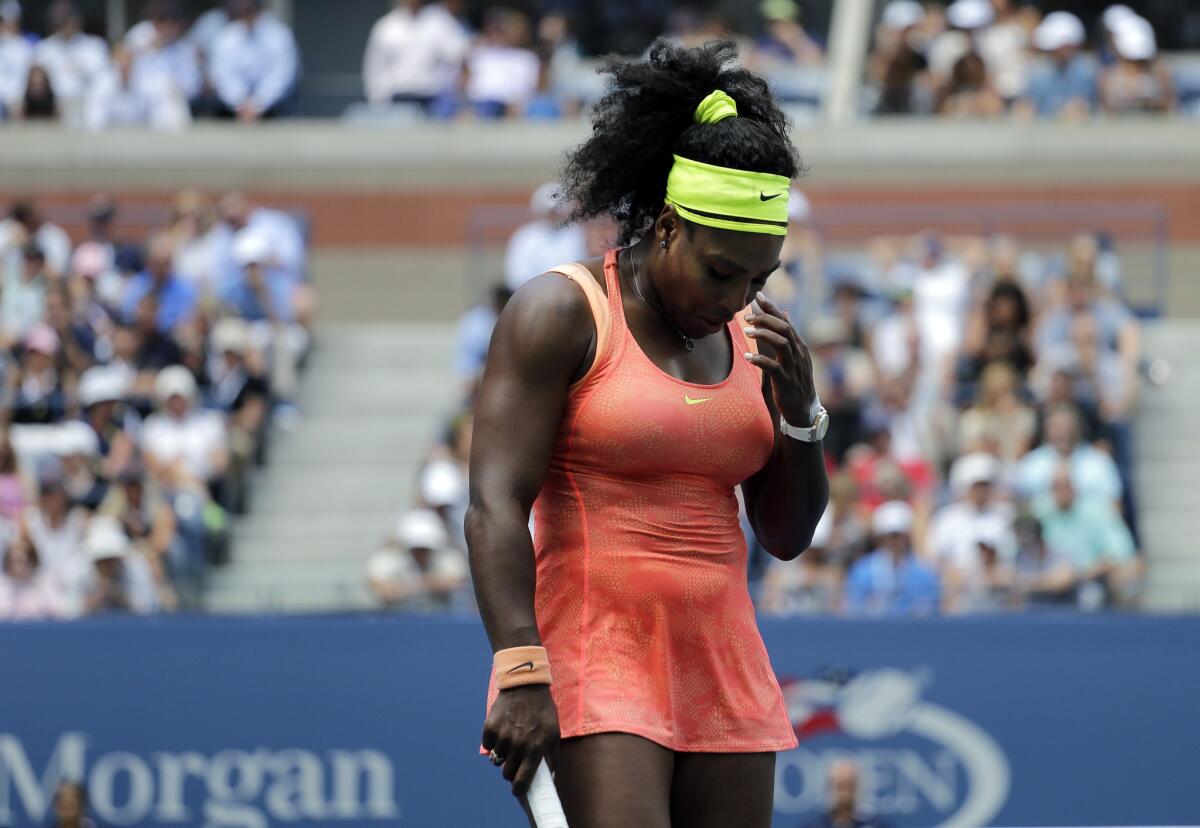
490, 271, 596, 379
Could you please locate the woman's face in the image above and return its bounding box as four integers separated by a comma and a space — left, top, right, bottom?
3, 541, 35, 579
655, 213, 785, 339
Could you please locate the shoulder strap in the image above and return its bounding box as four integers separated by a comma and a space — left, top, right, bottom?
546, 262, 611, 386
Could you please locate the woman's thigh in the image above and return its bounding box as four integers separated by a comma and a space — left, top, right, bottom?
669, 751, 776, 828
547, 733, 675, 828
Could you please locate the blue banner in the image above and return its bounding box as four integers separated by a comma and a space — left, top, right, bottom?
2, 615, 1197, 827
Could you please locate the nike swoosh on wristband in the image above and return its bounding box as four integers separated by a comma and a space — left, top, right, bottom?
759, 192, 783, 201
506, 661, 536, 673
684, 394, 713, 405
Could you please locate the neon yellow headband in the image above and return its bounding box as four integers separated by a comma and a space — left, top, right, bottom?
664, 90, 791, 236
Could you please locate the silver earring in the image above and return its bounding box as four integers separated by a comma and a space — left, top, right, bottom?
659, 240, 668, 249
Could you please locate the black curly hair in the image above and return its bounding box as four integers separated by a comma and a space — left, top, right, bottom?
562, 39, 802, 246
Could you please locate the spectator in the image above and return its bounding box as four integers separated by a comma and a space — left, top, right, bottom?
870, 1, 931, 115
928, 0, 992, 84
419, 454, 468, 552
976, 0, 1029, 105
366, 508, 469, 611
0, 0, 33, 119
1032, 464, 1138, 607
121, 234, 198, 335
1, 242, 50, 347
141, 365, 228, 499
456, 283, 512, 386
44, 283, 97, 376
215, 191, 307, 285
754, 0, 823, 67
126, 0, 203, 104
0, 427, 26, 521
906, 233, 971, 398
844, 501, 941, 616
70, 240, 123, 325
204, 316, 268, 502
9, 325, 68, 425
958, 279, 1034, 398
77, 364, 139, 482
79, 514, 163, 615
1100, 15, 1173, 115
1018, 12, 1096, 120
928, 453, 1017, 611
49, 780, 100, 828
23, 459, 89, 601
956, 361, 1037, 465
464, 8, 540, 118
98, 462, 186, 608
0, 199, 73, 279
15, 63, 57, 119
808, 317, 874, 462
1012, 513, 1077, 606
33, 0, 110, 124
870, 283, 920, 383
936, 50, 1005, 118
362, 0, 468, 110
84, 41, 190, 131
503, 182, 587, 291
801, 758, 890, 828
760, 509, 842, 615
167, 189, 224, 296
0, 524, 71, 620
56, 420, 107, 510
1016, 404, 1121, 506
208, 0, 298, 121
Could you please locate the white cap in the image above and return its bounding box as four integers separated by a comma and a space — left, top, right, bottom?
810, 507, 833, 548
0, 1, 21, 21
79, 365, 129, 407
155, 365, 197, 404
872, 500, 914, 536
232, 229, 274, 266
949, 452, 1000, 496
54, 421, 100, 458
85, 516, 131, 561
419, 460, 466, 508
787, 190, 812, 223
1102, 4, 1138, 31
946, 0, 993, 30
1113, 16, 1156, 60
881, 0, 925, 32
529, 182, 562, 216
395, 509, 448, 551
210, 317, 250, 355
1033, 11, 1085, 51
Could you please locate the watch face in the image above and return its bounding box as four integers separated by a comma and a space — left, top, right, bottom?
815, 410, 830, 441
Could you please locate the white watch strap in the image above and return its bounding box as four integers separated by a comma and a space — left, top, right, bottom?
780, 412, 821, 442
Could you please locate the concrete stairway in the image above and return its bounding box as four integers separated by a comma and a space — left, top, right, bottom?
1136, 320, 1200, 612
203, 322, 460, 613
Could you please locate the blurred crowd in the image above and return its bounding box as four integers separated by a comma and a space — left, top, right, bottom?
868, 0, 1180, 118
0, 191, 314, 620
1, 0, 1192, 129
370, 182, 1146, 616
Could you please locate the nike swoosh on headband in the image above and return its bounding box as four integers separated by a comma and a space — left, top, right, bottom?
759, 192, 783, 201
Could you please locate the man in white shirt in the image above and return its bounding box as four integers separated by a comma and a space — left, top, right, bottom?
0, 1, 33, 119
85, 41, 190, 130
125, 0, 202, 103
362, 0, 468, 109
208, 0, 298, 121
503, 182, 587, 291
213, 191, 307, 287
0, 199, 73, 279
141, 365, 229, 494
33, 0, 111, 124
366, 509, 469, 612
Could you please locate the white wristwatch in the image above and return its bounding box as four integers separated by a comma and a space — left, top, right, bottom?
780, 407, 829, 443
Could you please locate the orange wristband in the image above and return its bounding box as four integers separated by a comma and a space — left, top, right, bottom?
493, 645, 552, 690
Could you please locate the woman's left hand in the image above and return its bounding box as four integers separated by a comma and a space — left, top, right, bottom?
742, 291, 818, 426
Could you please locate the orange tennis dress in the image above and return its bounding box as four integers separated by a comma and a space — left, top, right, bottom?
485, 249, 797, 753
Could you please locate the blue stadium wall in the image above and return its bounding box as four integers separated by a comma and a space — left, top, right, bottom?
2, 615, 1197, 828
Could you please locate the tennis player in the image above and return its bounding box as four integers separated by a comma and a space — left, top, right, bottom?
468, 39, 830, 828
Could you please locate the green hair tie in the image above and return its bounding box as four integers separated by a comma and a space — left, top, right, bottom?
694, 90, 738, 125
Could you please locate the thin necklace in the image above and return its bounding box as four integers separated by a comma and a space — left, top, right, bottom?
629, 246, 696, 352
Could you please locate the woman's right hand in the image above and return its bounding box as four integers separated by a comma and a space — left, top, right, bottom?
482, 684, 560, 797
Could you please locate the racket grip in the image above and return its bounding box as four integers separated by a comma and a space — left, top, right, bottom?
527, 759, 568, 828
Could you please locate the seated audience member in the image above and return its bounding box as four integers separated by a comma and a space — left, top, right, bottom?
1018, 11, 1095, 119
844, 501, 941, 616
464, 8, 540, 118
362, 0, 468, 110
16, 64, 57, 120
84, 41, 190, 130
503, 182, 588, 291
760, 509, 842, 616
1016, 404, 1121, 507
871, 1, 932, 115
215, 192, 308, 286
78, 514, 163, 615
976, 0, 1029, 105
33, 0, 110, 123
44, 284, 98, 377
77, 365, 140, 482
456, 284, 513, 387
0, 525, 72, 620
0, 1, 33, 119
56, 421, 107, 510
204, 316, 269, 498
366, 509, 469, 611
754, 0, 823, 66
141, 365, 229, 502
208, 0, 298, 121
956, 361, 1037, 465
98, 462, 187, 608
1033, 464, 1139, 607
801, 759, 891, 828
808, 317, 874, 462
1, 242, 51, 348
929, 452, 1014, 569
48, 780, 101, 828
0, 427, 26, 522
126, 0, 203, 104
1100, 15, 1173, 115
928, 0, 992, 84
1012, 513, 1076, 606
0, 199, 73, 279
121, 234, 199, 335
936, 50, 1005, 118
10, 325, 68, 425
23, 459, 90, 600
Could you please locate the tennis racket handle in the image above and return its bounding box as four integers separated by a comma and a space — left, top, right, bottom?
527, 759, 568, 828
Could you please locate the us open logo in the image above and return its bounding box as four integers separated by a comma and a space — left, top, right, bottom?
774, 668, 1010, 828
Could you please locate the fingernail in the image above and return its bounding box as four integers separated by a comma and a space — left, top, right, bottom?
743, 352, 753, 360
744, 312, 755, 321
743, 326, 756, 335
756, 291, 766, 301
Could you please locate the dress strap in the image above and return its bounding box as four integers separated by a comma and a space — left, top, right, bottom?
547, 261, 612, 387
